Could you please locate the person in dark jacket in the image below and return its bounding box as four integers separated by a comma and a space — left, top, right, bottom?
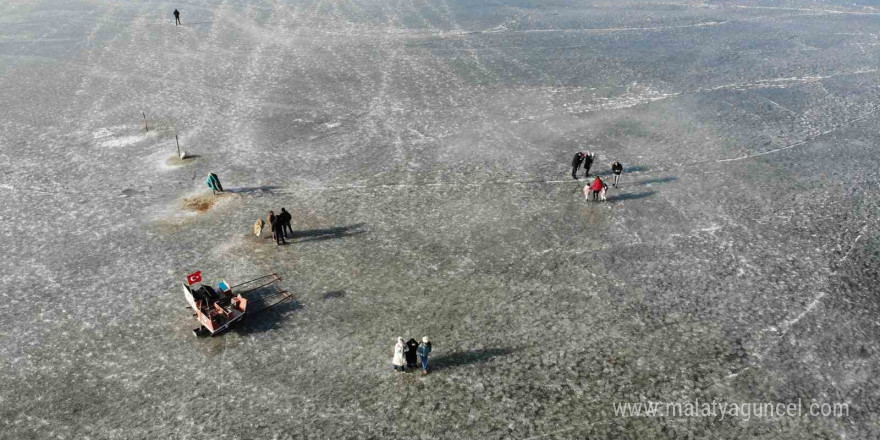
571, 152, 585, 180
268, 210, 285, 245
173, 9, 181, 26
611, 161, 623, 187
405, 338, 419, 369
582, 152, 594, 177
279, 208, 293, 239
418, 336, 432, 375
272, 213, 286, 245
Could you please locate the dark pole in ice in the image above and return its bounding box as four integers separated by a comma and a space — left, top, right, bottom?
176, 135, 181, 158
143, 112, 148, 132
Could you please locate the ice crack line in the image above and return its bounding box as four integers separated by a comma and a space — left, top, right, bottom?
713, 105, 879, 163
716, 222, 871, 385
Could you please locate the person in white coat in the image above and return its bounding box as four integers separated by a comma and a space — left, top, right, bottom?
392, 337, 407, 372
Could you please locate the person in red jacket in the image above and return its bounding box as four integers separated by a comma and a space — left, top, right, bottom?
590, 176, 604, 201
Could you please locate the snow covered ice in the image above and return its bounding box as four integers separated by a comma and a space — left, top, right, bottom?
1, 0, 879, 438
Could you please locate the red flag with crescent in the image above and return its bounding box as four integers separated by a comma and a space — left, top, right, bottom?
187, 271, 202, 285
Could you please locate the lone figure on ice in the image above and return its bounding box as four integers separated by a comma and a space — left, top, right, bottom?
173, 9, 181, 26
571, 152, 585, 180
206, 172, 223, 194
611, 161, 623, 187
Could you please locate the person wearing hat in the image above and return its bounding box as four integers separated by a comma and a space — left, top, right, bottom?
392, 337, 407, 372
417, 336, 432, 375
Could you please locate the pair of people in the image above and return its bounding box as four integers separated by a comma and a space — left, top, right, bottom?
571, 151, 595, 179
393, 336, 432, 375
584, 176, 608, 201
267, 208, 293, 245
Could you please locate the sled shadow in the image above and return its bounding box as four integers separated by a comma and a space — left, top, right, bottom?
430, 347, 518, 371
606, 191, 656, 203
236, 297, 302, 334
227, 185, 282, 195
291, 223, 367, 243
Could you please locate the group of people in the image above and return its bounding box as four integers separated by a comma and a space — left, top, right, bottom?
393, 336, 433, 375
571, 151, 624, 202
264, 208, 293, 245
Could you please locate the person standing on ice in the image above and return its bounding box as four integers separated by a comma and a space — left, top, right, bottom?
271, 211, 286, 245
611, 161, 623, 187
571, 152, 585, 180
590, 176, 605, 201
267, 210, 277, 238
173, 9, 181, 26
392, 337, 407, 372
418, 336, 432, 375
279, 208, 293, 239
582, 152, 594, 177
405, 338, 420, 369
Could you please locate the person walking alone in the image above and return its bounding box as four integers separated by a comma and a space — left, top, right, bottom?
571, 152, 585, 180
418, 336, 432, 375
173, 9, 181, 26
393, 337, 407, 372
611, 161, 623, 187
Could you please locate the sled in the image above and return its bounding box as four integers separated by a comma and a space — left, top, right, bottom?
183, 273, 292, 337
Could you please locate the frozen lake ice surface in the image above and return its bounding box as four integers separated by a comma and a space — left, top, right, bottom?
1, 0, 879, 438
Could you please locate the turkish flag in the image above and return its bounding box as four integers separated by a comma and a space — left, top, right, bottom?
187, 271, 202, 285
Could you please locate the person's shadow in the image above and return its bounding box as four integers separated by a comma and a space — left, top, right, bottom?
290, 223, 367, 243
227, 185, 282, 195
429, 347, 517, 371
606, 191, 656, 202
